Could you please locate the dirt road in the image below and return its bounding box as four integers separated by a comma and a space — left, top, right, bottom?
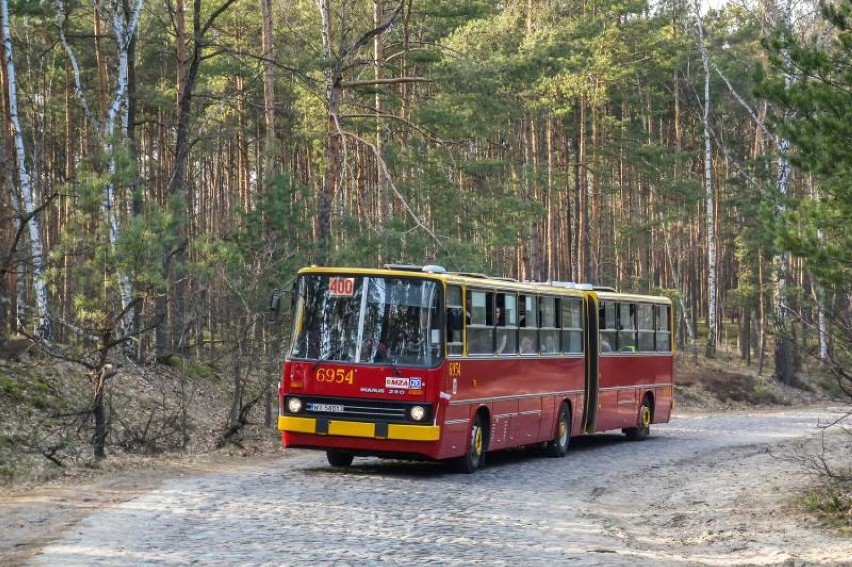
4, 406, 852, 566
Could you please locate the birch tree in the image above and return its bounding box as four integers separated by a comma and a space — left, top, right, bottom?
694, 0, 717, 358
56, 0, 144, 334
773, 0, 795, 384
1, 0, 51, 338
55, 0, 147, 459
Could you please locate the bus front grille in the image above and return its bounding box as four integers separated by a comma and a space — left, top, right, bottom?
283, 395, 433, 425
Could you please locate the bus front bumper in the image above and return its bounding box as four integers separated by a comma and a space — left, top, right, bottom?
278, 416, 441, 442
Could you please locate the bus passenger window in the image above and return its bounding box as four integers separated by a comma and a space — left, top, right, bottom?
637, 303, 655, 352
600, 301, 616, 353
540, 297, 558, 354
496, 293, 518, 355
446, 285, 464, 356
467, 290, 494, 355
561, 298, 584, 353
656, 305, 672, 352
618, 303, 637, 352
519, 295, 538, 354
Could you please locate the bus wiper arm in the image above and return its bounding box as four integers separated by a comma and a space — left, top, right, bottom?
312, 351, 335, 371
386, 356, 402, 376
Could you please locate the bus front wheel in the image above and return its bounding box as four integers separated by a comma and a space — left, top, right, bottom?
624, 397, 652, 441
453, 413, 486, 473
545, 403, 571, 458
326, 449, 354, 467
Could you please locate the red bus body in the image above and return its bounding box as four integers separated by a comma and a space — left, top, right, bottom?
278, 266, 674, 469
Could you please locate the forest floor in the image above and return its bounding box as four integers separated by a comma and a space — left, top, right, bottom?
1, 351, 850, 566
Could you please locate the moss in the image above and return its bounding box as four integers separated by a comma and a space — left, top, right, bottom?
160, 356, 215, 380
0, 374, 60, 410
185, 361, 214, 380
750, 385, 784, 405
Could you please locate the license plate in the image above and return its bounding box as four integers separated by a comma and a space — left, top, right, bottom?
310, 403, 345, 413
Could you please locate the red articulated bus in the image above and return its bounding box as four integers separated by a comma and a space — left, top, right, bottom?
274, 264, 674, 473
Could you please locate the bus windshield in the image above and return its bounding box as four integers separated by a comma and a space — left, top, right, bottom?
290, 274, 442, 367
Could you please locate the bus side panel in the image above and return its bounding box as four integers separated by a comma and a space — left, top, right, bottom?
515, 395, 541, 446
491, 399, 516, 450
597, 353, 674, 432
438, 402, 473, 460
653, 354, 675, 424
538, 395, 558, 443
596, 354, 622, 431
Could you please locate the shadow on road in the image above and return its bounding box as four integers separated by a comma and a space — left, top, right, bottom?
298, 432, 666, 478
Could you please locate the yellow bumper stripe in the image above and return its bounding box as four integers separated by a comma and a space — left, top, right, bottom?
388, 423, 441, 441
328, 420, 374, 438
278, 416, 440, 442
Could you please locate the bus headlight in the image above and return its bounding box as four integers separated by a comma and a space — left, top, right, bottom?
409, 405, 426, 421
288, 397, 304, 414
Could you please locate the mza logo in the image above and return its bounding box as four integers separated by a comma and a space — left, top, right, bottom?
385, 377, 423, 389
386, 377, 410, 389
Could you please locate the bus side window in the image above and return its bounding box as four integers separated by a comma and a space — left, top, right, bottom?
618, 303, 637, 352
446, 285, 464, 356
656, 304, 672, 352
496, 292, 518, 355
540, 296, 558, 354
467, 289, 494, 355
637, 303, 655, 352
600, 301, 617, 352
519, 294, 538, 354
561, 297, 583, 353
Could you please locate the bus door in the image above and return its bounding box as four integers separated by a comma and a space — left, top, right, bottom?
582, 293, 600, 434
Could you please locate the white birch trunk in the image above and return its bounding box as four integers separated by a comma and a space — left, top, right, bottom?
57, 0, 144, 332
2, 0, 50, 337
102, 0, 144, 323
694, 0, 716, 357
816, 273, 828, 361
774, 0, 795, 384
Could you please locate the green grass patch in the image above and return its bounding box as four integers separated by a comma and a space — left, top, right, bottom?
801, 482, 852, 535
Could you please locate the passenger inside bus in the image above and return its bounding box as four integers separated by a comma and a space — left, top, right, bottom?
520, 335, 536, 354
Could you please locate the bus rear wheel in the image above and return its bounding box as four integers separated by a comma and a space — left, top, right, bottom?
452, 413, 486, 474
545, 403, 571, 458
624, 397, 652, 441
326, 449, 354, 467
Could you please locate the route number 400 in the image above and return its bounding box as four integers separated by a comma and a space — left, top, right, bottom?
316, 367, 355, 385
328, 277, 355, 296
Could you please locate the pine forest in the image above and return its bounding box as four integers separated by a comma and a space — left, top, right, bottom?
1, 0, 851, 464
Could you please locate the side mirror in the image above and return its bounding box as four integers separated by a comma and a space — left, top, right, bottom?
268, 289, 284, 323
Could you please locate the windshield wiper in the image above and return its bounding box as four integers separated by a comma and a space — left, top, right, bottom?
386, 356, 402, 376
312, 350, 337, 371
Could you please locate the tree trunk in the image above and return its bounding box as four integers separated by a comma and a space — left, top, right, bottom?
773, 0, 795, 385
695, 1, 717, 358
159, 0, 238, 355
260, 0, 277, 182
317, 0, 338, 265
1, 0, 50, 338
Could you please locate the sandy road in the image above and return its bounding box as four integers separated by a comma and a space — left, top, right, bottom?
9, 406, 852, 566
